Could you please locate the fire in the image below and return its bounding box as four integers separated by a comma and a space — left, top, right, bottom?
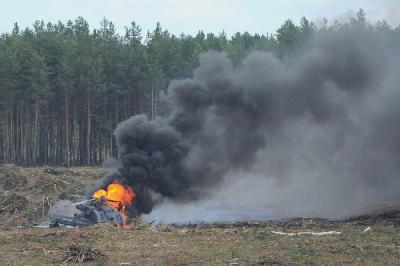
93, 182, 135, 224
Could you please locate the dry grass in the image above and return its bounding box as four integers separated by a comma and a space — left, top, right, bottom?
0, 165, 399, 265
1, 220, 400, 265
0, 165, 104, 228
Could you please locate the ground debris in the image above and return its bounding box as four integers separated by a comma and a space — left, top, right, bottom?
32, 175, 69, 194
256, 255, 293, 265
62, 243, 107, 264
155, 221, 174, 232
270, 230, 341, 236
363, 226, 371, 233
345, 208, 400, 226
0, 165, 27, 191
1, 166, 400, 265
0, 193, 29, 213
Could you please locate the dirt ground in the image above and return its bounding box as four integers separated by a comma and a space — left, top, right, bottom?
1, 165, 400, 265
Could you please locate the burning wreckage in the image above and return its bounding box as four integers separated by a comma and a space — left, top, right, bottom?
47, 183, 135, 227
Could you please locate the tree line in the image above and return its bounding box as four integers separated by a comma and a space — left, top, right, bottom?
0, 10, 398, 166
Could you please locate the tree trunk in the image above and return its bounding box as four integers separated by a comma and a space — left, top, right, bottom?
65, 91, 70, 167
86, 93, 91, 165
44, 107, 48, 165
113, 88, 118, 156
154, 87, 158, 118
151, 81, 154, 120
33, 94, 39, 165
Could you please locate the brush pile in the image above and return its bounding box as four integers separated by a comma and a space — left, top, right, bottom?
63, 243, 107, 264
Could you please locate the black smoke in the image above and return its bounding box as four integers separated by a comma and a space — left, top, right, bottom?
101, 23, 400, 218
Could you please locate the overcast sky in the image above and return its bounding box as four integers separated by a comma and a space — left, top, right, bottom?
1, 0, 400, 36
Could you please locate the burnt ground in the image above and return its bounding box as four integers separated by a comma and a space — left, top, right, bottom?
0, 165, 400, 265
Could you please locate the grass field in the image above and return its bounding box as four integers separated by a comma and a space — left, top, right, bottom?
1, 165, 399, 265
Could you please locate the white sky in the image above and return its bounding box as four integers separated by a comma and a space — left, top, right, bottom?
1, 0, 399, 36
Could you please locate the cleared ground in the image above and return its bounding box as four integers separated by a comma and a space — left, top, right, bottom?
0, 165, 399, 265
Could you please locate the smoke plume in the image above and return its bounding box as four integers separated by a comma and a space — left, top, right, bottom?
102, 24, 400, 220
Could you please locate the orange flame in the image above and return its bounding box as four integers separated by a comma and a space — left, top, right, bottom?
93, 182, 135, 224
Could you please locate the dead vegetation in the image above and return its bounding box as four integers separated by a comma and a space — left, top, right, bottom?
63, 243, 107, 264
0, 165, 104, 228
0, 193, 29, 213
1, 219, 399, 265
0, 165, 399, 265
0, 164, 27, 191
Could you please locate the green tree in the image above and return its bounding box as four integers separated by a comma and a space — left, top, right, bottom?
276, 19, 301, 56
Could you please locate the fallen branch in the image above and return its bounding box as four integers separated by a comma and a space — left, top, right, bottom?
55, 178, 69, 185
69, 194, 84, 198
271, 230, 341, 236
20, 207, 37, 215
0, 204, 12, 211
62, 243, 106, 264
363, 227, 371, 233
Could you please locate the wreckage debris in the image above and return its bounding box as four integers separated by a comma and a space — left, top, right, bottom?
48, 197, 128, 227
